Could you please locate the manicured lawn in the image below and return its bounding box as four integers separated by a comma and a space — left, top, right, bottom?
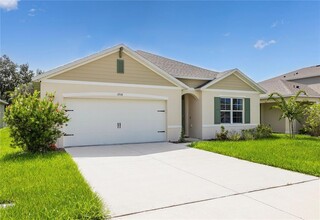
0, 128, 108, 219
191, 134, 320, 177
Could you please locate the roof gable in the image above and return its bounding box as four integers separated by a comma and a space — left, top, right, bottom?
33, 44, 187, 88
50, 51, 176, 87
201, 69, 266, 93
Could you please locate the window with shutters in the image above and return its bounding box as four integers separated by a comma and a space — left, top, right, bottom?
220, 98, 243, 124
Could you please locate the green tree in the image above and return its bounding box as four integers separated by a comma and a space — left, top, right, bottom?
304, 103, 320, 136
0, 55, 35, 102
4, 91, 69, 153
267, 90, 309, 138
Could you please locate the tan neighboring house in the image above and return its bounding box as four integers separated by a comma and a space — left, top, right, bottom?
33, 44, 265, 147
0, 99, 8, 128
259, 65, 320, 133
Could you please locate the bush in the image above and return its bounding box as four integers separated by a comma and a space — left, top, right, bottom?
228, 131, 241, 141
216, 126, 228, 140
240, 124, 272, 140
4, 91, 69, 153
241, 129, 255, 140
255, 124, 273, 139
178, 129, 186, 143
304, 103, 320, 136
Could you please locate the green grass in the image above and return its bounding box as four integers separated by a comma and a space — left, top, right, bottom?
0, 128, 108, 219
191, 134, 320, 177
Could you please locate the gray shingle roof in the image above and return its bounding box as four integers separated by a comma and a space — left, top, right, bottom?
136, 50, 219, 80
259, 65, 320, 97
265, 65, 320, 81
260, 80, 319, 96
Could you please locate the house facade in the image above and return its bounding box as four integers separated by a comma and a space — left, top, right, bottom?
33, 44, 265, 147
259, 65, 320, 133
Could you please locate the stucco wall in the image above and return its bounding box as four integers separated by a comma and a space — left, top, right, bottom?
260, 103, 286, 133
202, 90, 260, 139
41, 81, 182, 147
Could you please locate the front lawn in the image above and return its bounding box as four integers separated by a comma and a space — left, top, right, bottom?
191, 134, 320, 177
0, 128, 108, 219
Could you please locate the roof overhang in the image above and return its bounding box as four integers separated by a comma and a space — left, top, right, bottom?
32, 44, 188, 89
260, 94, 320, 100
200, 69, 266, 94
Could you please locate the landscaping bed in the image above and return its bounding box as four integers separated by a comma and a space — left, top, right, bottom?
191, 134, 320, 177
0, 128, 108, 219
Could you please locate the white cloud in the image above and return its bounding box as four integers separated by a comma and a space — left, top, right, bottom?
223, 32, 231, 37
271, 21, 278, 28
0, 0, 18, 11
254, 39, 276, 49
28, 8, 36, 16
271, 20, 284, 28
28, 8, 44, 16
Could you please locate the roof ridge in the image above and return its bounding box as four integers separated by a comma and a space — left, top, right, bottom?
278, 79, 294, 95
136, 50, 218, 74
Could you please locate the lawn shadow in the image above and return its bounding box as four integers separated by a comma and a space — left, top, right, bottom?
1, 150, 65, 163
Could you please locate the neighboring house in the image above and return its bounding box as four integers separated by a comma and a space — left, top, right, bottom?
33, 44, 265, 147
0, 99, 8, 128
259, 65, 320, 133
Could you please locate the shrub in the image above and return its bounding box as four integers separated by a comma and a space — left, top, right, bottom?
299, 127, 309, 135
4, 91, 69, 153
178, 129, 186, 143
228, 131, 241, 141
304, 103, 320, 136
255, 124, 273, 139
241, 129, 255, 140
216, 126, 228, 140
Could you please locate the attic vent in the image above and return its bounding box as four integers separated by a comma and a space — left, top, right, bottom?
293, 85, 300, 89
117, 59, 124, 73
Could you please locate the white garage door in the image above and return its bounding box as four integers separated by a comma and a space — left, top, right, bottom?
63, 98, 166, 147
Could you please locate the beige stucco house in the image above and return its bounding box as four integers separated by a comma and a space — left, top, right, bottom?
33, 44, 265, 147
259, 65, 320, 133
0, 99, 8, 128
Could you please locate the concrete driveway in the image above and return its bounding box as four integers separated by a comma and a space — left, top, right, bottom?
66, 142, 320, 219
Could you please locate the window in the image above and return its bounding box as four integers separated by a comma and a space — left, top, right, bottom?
220, 98, 231, 123
117, 59, 124, 73
220, 98, 243, 124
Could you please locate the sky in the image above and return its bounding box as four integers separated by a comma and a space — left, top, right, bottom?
0, 0, 319, 82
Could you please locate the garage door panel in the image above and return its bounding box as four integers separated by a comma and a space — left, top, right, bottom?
64, 98, 166, 147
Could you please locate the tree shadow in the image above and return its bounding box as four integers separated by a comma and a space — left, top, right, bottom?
1, 150, 65, 163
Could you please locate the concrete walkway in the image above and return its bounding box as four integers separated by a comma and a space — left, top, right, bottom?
66, 142, 320, 219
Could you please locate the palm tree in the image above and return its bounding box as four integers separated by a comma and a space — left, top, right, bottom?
267, 90, 310, 138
